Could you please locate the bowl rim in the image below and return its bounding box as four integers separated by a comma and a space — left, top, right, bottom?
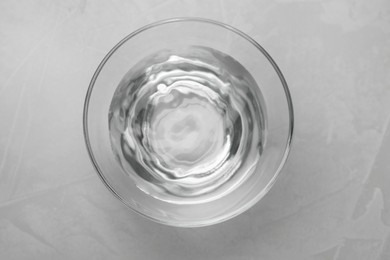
83, 17, 294, 227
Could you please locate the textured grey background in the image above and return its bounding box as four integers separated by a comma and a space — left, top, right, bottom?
0, 0, 390, 259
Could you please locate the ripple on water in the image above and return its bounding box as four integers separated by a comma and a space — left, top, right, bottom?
109, 46, 266, 204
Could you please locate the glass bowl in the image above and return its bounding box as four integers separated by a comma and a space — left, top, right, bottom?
83, 18, 293, 227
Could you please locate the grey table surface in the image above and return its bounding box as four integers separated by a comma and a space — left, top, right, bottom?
1, 0, 390, 259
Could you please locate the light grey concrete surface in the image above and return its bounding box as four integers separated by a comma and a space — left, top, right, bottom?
0, 0, 389, 259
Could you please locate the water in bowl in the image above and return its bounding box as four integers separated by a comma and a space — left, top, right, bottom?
109, 46, 266, 204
